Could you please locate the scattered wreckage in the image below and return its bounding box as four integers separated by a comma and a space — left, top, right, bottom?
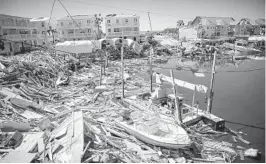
0, 40, 262, 163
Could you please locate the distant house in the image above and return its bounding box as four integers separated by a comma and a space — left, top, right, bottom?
190, 16, 236, 39
235, 18, 265, 36
253, 18, 265, 35
235, 18, 254, 36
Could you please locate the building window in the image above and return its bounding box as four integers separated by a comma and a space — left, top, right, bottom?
41, 22, 45, 27
107, 20, 110, 23
68, 29, 74, 34
134, 27, 138, 31
32, 29, 37, 34
62, 31, 64, 34
124, 27, 132, 31
69, 22, 72, 26
116, 19, 119, 24
114, 28, 120, 32
61, 22, 63, 26
88, 29, 91, 33
108, 29, 111, 32
87, 20, 91, 24
134, 18, 137, 22
125, 19, 128, 23
207, 27, 209, 29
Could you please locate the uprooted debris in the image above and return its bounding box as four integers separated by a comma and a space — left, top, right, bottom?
0, 50, 261, 163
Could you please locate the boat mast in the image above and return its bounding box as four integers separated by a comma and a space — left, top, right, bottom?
207, 50, 217, 113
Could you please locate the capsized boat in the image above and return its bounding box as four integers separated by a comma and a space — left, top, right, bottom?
112, 97, 191, 149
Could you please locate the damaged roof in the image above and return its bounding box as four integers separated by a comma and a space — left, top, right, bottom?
191, 16, 235, 26
0, 14, 32, 19
105, 14, 139, 18
254, 18, 265, 26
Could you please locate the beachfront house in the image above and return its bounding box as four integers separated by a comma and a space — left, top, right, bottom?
57, 15, 101, 42
253, 18, 265, 36
235, 18, 265, 36
235, 18, 254, 36
190, 16, 236, 39
105, 14, 140, 42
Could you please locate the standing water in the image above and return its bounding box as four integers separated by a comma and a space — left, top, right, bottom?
139, 57, 265, 163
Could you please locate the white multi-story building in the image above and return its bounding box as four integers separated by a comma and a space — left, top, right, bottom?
105, 14, 140, 42
57, 15, 100, 41
0, 14, 54, 54
30, 17, 58, 45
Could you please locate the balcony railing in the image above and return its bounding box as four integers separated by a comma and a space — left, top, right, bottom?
75, 33, 92, 36
107, 31, 140, 36
1, 22, 35, 28
57, 24, 94, 29
2, 34, 43, 40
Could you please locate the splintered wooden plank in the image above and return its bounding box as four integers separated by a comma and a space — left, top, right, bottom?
0, 151, 36, 163
15, 132, 44, 153
53, 111, 84, 163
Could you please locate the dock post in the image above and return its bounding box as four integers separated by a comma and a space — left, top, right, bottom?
207, 50, 217, 113
170, 69, 182, 124
105, 51, 108, 68
192, 86, 196, 107
150, 47, 153, 92
147, 12, 153, 92
121, 30, 124, 98
100, 63, 102, 85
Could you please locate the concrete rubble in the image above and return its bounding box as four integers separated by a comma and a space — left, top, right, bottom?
0, 38, 263, 163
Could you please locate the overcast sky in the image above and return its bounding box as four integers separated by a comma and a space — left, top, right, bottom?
0, 0, 265, 31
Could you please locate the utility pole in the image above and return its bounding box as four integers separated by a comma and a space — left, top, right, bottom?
121, 26, 124, 98
147, 12, 153, 92
207, 50, 217, 113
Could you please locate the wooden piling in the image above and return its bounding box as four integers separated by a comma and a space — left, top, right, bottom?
100, 64, 102, 85
148, 12, 153, 92
192, 86, 196, 107
207, 50, 216, 113
121, 30, 124, 98
170, 69, 182, 123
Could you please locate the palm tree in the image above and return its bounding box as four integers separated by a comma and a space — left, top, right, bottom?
94, 14, 103, 40
47, 26, 55, 44
177, 20, 184, 40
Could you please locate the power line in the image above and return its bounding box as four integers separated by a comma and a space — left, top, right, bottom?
48, 0, 57, 28
57, 0, 98, 47
60, 0, 195, 20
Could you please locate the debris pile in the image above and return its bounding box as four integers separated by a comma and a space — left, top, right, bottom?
0, 50, 261, 163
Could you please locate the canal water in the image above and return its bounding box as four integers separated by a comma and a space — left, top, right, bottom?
139, 58, 265, 163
